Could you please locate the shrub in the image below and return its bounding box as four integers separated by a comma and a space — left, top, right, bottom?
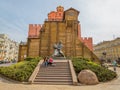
72, 57, 117, 82
0, 57, 41, 82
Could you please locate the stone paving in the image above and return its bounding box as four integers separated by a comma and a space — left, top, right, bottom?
0, 67, 120, 90
0, 62, 15, 67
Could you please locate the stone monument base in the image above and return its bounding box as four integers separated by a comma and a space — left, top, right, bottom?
52, 57, 66, 60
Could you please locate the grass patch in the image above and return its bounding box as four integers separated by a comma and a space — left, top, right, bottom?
72, 57, 117, 82
0, 57, 41, 82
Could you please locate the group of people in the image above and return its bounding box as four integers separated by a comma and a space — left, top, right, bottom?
101, 59, 118, 72
43, 56, 54, 67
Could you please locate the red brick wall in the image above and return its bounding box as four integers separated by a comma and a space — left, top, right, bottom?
82, 37, 93, 51
77, 24, 93, 51
48, 6, 64, 21
28, 24, 42, 38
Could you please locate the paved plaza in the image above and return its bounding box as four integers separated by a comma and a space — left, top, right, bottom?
0, 67, 120, 90
0, 63, 15, 67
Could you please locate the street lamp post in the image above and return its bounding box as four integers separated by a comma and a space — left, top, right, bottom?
103, 51, 106, 59
101, 52, 107, 66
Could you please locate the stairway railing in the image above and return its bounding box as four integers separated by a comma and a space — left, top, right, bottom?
68, 60, 78, 85
29, 60, 43, 83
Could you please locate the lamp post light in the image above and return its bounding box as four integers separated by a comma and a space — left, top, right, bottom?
102, 52, 107, 59
101, 52, 107, 66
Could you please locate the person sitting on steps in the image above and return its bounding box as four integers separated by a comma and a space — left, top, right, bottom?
43, 56, 49, 67
48, 57, 54, 66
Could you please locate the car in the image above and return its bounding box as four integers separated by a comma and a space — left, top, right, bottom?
3, 59, 10, 63
12, 59, 16, 63
0, 60, 4, 64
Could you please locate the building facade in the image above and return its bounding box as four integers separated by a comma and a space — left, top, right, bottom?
0, 34, 19, 61
28, 6, 93, 51
19, 6, 99, 62
94, 38, 120, 61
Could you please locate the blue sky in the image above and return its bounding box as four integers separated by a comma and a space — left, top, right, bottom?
0, 0, 120, 44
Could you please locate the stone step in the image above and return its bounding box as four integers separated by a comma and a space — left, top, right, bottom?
34, 79, 72, 82
38, 71, 70, 73
39, 71, 70, 73
41, 63, 69, 65
38, 70, 70, 73
53, 63, 68, 64
30, 60, 75, 85
40, 65, 69, 66
37, 73, 71, 75
52, 57, 66, 60
36, 74, 71, 77
43, 63, 68, 65
40, 67, 69, 69
33, 81, 73, 85
35, 77, 72, 79
42, 63, 68, 64
39, 68, 70, 71
40, 70, 70, 72
38, 70, 70, 72
40, 64, 69, 67
42, 62, 68, 63
39, 67, 69, 69
51, 63, 68, 64
52, 62, 68, 63
40, 66, 69, 67
36, 75, 71, 78
40, 66, 69, 68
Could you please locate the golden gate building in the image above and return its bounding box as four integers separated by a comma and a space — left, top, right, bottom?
18, 6, 99, 62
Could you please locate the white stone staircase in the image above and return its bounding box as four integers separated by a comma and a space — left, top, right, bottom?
29, 60, 77, 85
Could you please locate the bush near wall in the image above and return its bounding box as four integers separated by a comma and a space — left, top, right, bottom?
0, 57, 41, 82
72, 57, 117, 82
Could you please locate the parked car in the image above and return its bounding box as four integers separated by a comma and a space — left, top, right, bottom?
12, 59, 17, 63
3, 59, 10, 63
0, 60, 4, 64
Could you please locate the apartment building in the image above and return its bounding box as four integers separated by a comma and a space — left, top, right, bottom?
0, 34, 19, 61
94, 38, 120, 61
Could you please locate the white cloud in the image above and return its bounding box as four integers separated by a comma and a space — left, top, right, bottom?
77, 0, 120, 44
0, 0, 120, 44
